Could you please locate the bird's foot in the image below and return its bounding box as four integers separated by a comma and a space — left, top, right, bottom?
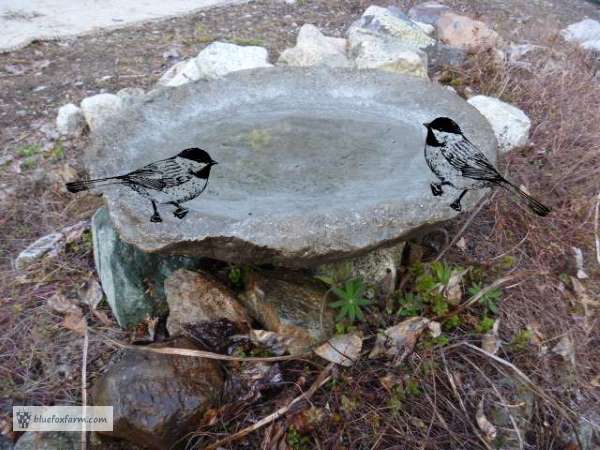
449, 200, 462, 212
431, 183, 443, 197
150, 214, 163, 223
173, 208, 188, 219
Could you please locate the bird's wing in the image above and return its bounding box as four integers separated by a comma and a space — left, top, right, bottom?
441, 140, 503, 182
122, 158, 192, 191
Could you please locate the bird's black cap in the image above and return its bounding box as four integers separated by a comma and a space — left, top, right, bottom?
423, 117, 463, 135
178, 147, 217, 165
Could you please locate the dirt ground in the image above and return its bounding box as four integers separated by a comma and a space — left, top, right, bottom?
1, 0, 599, 448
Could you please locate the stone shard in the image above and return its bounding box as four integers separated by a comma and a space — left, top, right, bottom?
92, 338, 223, 450
83, 67, 496, 267
193, 41, 272, 80
15, 232, 64, 271
239, 270, 335, 354
92, 207, 207, 328
278, 24, 350, 68
467, 95, 531, 153
165, 268, 251, 336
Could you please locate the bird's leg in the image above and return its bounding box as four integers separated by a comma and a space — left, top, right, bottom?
449, 190, 468, 212
150, 200, 162, 223
430, 182, 444, 196
171, 202, 189, 219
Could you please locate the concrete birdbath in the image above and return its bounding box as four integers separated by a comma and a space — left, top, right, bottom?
85, 66, 496, 267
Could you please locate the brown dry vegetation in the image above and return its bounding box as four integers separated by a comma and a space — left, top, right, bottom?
1, 2, 600, 449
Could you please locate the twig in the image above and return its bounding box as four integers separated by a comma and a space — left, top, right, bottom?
206, 363, 334, 449
106, 338, 309, 362
435, 196, 492, 262
81, 326, 89, 450
594, 193, 600, 266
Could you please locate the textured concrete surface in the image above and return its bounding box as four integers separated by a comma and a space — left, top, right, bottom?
0, 0, 249, 52
84, 66, 496, 267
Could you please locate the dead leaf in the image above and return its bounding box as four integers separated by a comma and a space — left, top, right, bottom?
442, 269, 468, 305
379, 374, 403, 393
369, 317, 432, 363
571, 277, 600, 335
47, 293, 83, 316
92, 309, 113, 326
314, 333, 362, 367
481, 319, 500, 355
552, 334, 576, 366
571, 247, 588, 279
428, 320, 442, 338
79, 278, 103, 309
63, 312, 87, 336
476, 398, 497, 441
591, 375, 600, 388
456, 237, 467, 251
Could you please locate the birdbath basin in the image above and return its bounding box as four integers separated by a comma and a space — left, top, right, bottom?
85, 67, 496, 267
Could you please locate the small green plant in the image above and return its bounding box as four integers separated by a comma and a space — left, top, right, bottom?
17, 144, 42, 158
50, 144, 65, 160
477, 317, 496, 334
396, 292, 424, 317
468, 282, 502, 315
228, 266, 243, 287
330, 278, 371, 323
20, 157, 38, 171
443, 314, 461, 331
287, 426, 311, 450
230, 37, 266, 46
511, 329, 533, 350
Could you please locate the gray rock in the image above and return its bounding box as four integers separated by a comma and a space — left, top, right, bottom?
278, 24, 350, 68
116, 87, 146, 107
157, 59, 202, 87
15, 232, 64, 271
348, 28, 429, 77
92, 207, 207, 328
92, 338, 223, 450
467, 95, 531, 153
56, 103, 85, 136
561, 19, 600, 52
165, 268, 251, 336
14, 432, 78, 450
80, 93, 123, 132
240, 270, 335, 354
408, 1, 451, 26
83, 67, 496, 267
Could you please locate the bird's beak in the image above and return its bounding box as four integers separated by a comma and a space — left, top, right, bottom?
423, 122, 430, 128
210, 160, 218, 166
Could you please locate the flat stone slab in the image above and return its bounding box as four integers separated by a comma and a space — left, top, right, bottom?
84, 67, 496, 267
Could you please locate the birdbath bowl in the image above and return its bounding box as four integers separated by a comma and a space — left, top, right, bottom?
85, 67, 496, 267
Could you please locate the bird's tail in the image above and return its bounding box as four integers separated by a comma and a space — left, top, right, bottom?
65, 176, 122, 193
501, 181, 551, 217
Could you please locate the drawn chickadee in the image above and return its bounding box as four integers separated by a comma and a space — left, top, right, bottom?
66, 147, 218, 223
423, 117, 550, 216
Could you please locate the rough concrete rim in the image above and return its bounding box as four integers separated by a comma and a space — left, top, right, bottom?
86, 66, 497, 267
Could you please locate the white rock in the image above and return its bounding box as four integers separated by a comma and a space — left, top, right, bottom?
278, 24, 350, 67
56, 103, 85, 136
348, 28, 428, 78
194, 42, 272, 80
561, 19, 600, 50
437, 12, 501, 52
467, 95, 531, 153
158, 59, 202, 87
80, 93, 123, 131
15, 232, 64, 270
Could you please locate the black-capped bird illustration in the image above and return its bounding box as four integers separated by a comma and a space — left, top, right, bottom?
423, 117, 550, 216
66, 147, 218, 223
